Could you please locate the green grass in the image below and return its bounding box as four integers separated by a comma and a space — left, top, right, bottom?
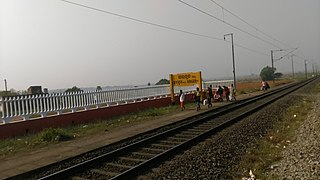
234, 82, 319, 179
37, 128, 74, 142
0, 103, 196, 156
0, 128, 74, 156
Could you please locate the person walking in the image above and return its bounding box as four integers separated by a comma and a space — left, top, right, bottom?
223, 86, 230, 101
206, 85, 213, 108
179, 90, 185, 111
194, 87, 201, 111
230, 84, 236, 101
217, 86, 224, 101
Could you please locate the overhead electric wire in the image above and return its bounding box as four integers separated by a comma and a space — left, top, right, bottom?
208, 0, 310, 62
178, 0, 310, 63
234, 42, 270, 57
60, 0, 222, 41
60, 0, 270, 57
208, 0, 293, 49
274, 48, 299, 62
177, 0, 284, 50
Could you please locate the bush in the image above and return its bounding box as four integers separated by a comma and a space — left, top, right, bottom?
38, 128, 73, 142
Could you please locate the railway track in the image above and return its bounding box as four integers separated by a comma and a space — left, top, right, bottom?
8, 78, 317, 180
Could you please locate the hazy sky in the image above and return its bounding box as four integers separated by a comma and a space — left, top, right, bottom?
1, 0, 320, 90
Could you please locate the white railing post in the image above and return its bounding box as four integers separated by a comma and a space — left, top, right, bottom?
21, 96, 25, 116
1, 97, 9, 123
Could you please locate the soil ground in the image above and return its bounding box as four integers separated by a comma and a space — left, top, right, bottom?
0, 91, 266, 179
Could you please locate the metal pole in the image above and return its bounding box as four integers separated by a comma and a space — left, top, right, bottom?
304, 60, 307, 79
271, 50, 274, 69
291, 55, 294, 79
224, 33, 236, 93
4, 79, 8, 94
231, 34, 236, 92
312, 64, 315, 75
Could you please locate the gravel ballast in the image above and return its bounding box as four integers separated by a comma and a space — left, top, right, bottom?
139, 80, 320, 179
269, 94, 320, 179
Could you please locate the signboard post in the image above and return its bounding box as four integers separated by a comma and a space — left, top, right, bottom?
169, 71, 202, 103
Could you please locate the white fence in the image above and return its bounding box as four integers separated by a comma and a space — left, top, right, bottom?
0, 80, 233, 124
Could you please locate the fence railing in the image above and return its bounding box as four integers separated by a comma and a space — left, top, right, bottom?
0, 80, 233, 124
203, 80, 234, 89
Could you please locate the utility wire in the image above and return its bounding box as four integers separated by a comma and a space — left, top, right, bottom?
208, 0, 293, 49
60, 0, 223, 41
60, 0, 270, 57
274, 48, 299, 62
177, 0, 284, 50
235, 42, 270, 57
208, 0, 308, 62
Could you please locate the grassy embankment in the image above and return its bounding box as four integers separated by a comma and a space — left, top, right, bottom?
233, 80, 319, 179
0, 104, 187, 157
0, 78, 294, 156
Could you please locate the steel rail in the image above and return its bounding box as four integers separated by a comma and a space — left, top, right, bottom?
7, 78, 317, 180
110, 78, 316, 180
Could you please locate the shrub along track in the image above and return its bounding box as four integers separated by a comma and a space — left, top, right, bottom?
7, 78, 318, 180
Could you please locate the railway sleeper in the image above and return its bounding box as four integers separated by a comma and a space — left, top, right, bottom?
112, 158, 141, 166
90, 169, 117, 177
150, 143, 174, 149
174, 135, 195, 139
158, 140, 181, 145
106, 162, 133, 169
166, 136, 188, 142
125, 153, 154, 161
195, 124, 213, 129
119, 156, 147, 162
178, 131, 200, 136
184, 129, 205, 133
173, 134, 192, 139
141, 147, 166, 153
72, 176, 90, 180
132, 152, 156, 157
198, 122, 215, 127
79, 170, 114, 179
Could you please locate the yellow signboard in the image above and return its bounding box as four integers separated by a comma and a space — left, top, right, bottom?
171, 72, 201, 87
169, 71, 202, 103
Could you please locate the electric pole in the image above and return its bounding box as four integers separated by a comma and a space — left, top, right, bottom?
224, 33, 236, 93
271, 50, 274, 69
291, 55, 294, 79
304, 60, 308, 79
4, 79, 8, 95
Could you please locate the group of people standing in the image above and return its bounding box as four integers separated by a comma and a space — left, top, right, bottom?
178, 84, 236, 111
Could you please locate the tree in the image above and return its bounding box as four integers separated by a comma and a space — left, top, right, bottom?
273, 72, 283, 79
260, 66, 276, 81
96, 86, 102, 91
0, 90, 18, 97
65, 86, 83, 93
155, 79, 170, 85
